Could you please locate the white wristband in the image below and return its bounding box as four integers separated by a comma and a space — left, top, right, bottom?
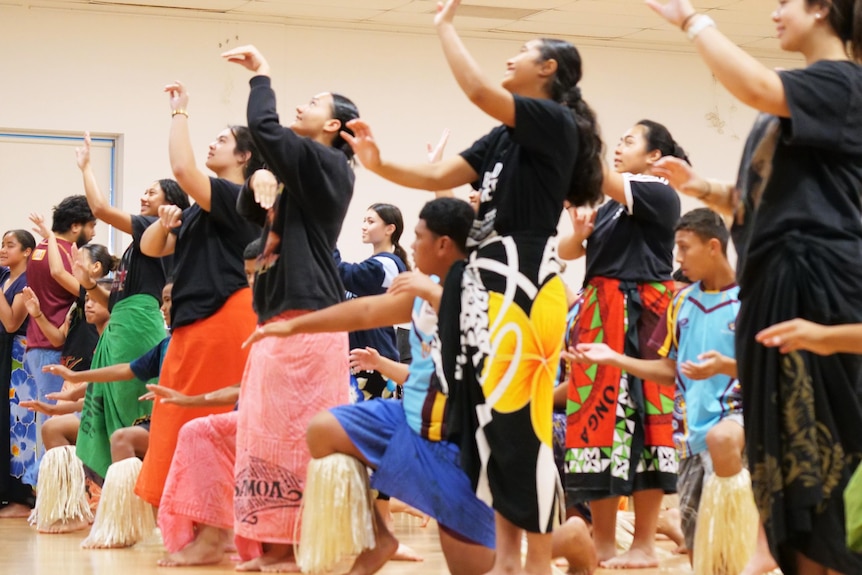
687, 15, 716, 41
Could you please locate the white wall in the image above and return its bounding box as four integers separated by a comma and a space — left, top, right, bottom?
0, 5, 798, 287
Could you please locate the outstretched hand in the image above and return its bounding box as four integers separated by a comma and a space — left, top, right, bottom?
388, 271, 437, 301
755, 318, 834, 355
21, 287, 41, 318
562, 343, 620, 366
652, 156, 707, 198
434, 0, 461, 27
342, 119, 382, 171
679, 350, 730, 380
349, 347, 381, 374
75, 132, 92, 171
19, 399, 78, 416
42, 364, 76, 382
140, 384, 198, 407
221, 45, 271, 76
644, 0, 696, 28
164, 81, 190, 114
241, 321, 296, 349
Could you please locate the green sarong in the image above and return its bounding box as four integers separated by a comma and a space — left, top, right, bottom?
76, 294, 166, 479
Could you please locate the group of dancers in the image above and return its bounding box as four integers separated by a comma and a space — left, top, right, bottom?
2, 0, 862, 574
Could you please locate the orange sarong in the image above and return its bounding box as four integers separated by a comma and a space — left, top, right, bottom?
135, 288, 256, 507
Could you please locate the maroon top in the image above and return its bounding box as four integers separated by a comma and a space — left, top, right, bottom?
25, 238, 75, 350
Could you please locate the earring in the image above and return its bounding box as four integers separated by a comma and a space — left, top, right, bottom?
815, 12, 822, 18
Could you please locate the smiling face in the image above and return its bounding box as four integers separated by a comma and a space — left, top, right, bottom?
0, 233, 31, 268
140, 181, 167, 217
360, 209, 394, 246
772, 0, 821, 52
502, 39, 551, 95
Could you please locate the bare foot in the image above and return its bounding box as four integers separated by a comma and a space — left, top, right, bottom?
656, 507, 687, 554
553, 517, 597, 575
158, 525, 226, 567
83, 539, 133, 549
388, 499, 430, 527
0, 503, 32, 518
38, 517, 89, 534
594, 541, 617, 566
391, 542, 423, 562
599, 546, 658, 570
237, 543, 297, 573
347, 529, 398, 575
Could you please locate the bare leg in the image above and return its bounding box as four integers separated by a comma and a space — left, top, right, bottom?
589, 496, 620, 565
158, 524, 228, 567
389, 497, 430, 526
41, 414, 79, 450
483, 513, 526, 575
109, 426, 149, 462
523, 530, 553, 575
375, 498, 422, 562
0, 503, 32, 518
740, 524, 780, 575
551, 517, 597, 575
600, 489, 661, 569
656, 507, 686, 554
796, 550, 847, 575
343, 505, 398, 575
438, 525, 495, 575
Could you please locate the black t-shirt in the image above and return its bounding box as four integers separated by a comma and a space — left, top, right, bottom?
60, 288, 99, 372
584, 174, 679, 284
108, 215, 171, 310
241, 75, 354, 322
170, 177, 260, 328
740, 60, 862, 284
460, 95, 578, 245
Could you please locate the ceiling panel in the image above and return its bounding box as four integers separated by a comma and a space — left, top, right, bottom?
5, 0, 785, 57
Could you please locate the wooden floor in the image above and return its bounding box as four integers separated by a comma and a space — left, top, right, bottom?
0, 514, 692, 575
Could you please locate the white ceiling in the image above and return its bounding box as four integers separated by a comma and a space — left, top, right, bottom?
5, 0, 783, 57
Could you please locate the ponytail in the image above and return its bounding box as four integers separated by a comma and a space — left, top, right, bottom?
82, 244, 118, 277
368, 203, 412, 271
818, 0, 862, 61
636, 119, 691, 165
331, 93, 361, 163
538, 39, 604, 207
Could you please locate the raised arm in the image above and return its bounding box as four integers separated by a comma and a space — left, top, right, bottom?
646, 0, 789, 117
140, 205, 180, 257
164, 82, 213, 211
76, 132, 133, 235
29, 213, 78, 297
563, 342, 676, 387
22, 287, 67, 348
342, 119, 478, 191
434, 1, 515, 126
244, 290, 415, 348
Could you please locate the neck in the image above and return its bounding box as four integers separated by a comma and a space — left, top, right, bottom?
699, 258, 736, 291
216, 165, 246, 186
372, 241, 395, 256
8, 261, 26, 279
514, 86, 551, 100
54, 232, 75, 243
438, 255, 466, 283
96, 321, 108, 336
802, 33, 848, 65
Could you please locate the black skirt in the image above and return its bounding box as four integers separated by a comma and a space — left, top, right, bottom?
737, 231, 862, 574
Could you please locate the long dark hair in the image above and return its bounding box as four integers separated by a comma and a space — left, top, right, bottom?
330, 93, 360, 162
369, 203, 411, 271
537, 38, 604, 207
636, 119, 690, 165
813, 0, 862, 61
157, 178, 190, 211
229, 125, 265, 180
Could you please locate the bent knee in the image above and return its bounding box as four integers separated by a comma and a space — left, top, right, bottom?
705, 420, 744, 456
306, 410, 340, 459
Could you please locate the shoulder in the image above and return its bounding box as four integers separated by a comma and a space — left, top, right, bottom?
373, 252, 406, 271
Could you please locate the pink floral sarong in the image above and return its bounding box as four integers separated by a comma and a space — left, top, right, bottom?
234, 311, 348, 559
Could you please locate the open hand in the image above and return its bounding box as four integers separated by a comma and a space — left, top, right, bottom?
342, 119, 382, 171
250, 169, 281, 210
434, 0, 461, 27
388, 271, 437, 300
644, 0, 696, 28
679, 350, 728, 380
562, 343, 620, 366
349, 347, 381, 373
427, 129, 450, 163
75, 132, 92, 171
164, 81, 190, 114
221, 45, 271, 76
756, 318, 833, 355
42, 364, 76, 382
28, 213, 50, 239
